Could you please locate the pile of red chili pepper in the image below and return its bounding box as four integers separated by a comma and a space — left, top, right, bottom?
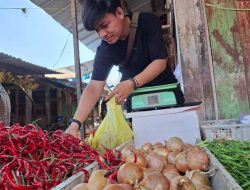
0, 122, 124, 190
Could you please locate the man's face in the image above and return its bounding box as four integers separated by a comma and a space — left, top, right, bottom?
94, 8, 125, 44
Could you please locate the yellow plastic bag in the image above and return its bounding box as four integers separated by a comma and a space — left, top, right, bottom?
89, 97, 133, 153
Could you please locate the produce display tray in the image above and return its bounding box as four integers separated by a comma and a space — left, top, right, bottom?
204, 147, 243, 190
200, 119, 250, 141
53, 140, 243, 190
52, 141, 133, 190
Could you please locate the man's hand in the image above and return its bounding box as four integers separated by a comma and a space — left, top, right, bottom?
105, 79, 134, 104
64, 123, 80, 139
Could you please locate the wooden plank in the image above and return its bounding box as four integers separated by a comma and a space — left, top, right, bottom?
175, 0, 215, 120
235, 0, 250, 108
206, 0, 250, 118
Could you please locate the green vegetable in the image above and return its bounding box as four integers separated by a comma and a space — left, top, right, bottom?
198, 140, 250, 190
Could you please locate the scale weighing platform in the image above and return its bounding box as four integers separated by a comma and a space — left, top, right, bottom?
131, 83, 180, 111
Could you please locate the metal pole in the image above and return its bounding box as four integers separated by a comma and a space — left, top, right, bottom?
70, 0, 86, 139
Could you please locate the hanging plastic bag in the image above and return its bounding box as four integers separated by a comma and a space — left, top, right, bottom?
88, 97, 133, 153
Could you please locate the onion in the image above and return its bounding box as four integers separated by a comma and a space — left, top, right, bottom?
117, 162, 143, 186
169, 176, 196, 190
154, 147, 170, 158
140, 171, 169, 190
143, 168, 159, 176
119, 184, 134, 190
146, 151, 167, 171
175, 152, 190, 173
183, 144, 195, 153
124, 152, 147, 168
88, 169, 108, 190
103, 184, 126, 190
141, 142, 153, 152
187, 171, 210, 186
195, 184, 212, 190
121, 145, 136, 159
187, 149, 209, 171
162, 164, 179, 174
163, 172, 180, 183
166, 137, 184, 152
71, 183, 89, 190
167, 151, 178, 165
153, 142, 165, 149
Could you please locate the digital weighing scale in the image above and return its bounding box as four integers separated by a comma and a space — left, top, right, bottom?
131, 83, 180, 111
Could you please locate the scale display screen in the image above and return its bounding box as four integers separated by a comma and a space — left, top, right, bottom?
146, 94, 160, 105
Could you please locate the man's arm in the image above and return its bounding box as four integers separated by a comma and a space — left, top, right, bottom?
106, 59, 166, 104
65, 80, 105, 137
133, 59, 166, 87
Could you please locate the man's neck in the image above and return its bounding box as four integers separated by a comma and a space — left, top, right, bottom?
120, 16, 130, 40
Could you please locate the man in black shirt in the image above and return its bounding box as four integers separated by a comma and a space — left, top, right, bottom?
65, 0, 184, 138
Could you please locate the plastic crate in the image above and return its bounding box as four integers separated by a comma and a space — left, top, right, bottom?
200, 119, 250, 141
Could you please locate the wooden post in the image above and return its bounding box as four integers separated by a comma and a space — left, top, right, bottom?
25, 90, 32, 124
15, 87, 19, 122
174, 0, 216, 120
70, 0, 86, 139
70, 0, 82, 102
57, 89, 62, 116
45, 87, 51, 125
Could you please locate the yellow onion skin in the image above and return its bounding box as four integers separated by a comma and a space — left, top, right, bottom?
170, 176, 196, 190
175, 152, 190, 174
141, 142, 153, 152
167, 151, 178, 165
187, 149, 209, 171
103, 184, 126, 190
189, 171, 210, 187
154, 142, 165, 149
163, 172, 180, 183
71, 183, 89, 190
140, 171, 169, 190
87, 169, 108, 190
166, 137, 184, 153
162, 164, 179, 174
117, 162, 143, 186
195, 184, 212, 190
119, 184, 135, 190
146, 151, 167, 172
154, 147, 170, 158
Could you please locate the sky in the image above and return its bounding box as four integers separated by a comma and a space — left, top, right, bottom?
0, 0, 121, 85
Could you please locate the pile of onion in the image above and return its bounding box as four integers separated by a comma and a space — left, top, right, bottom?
73, 137, 212, 190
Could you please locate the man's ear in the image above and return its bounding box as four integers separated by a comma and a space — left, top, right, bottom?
116, 7, 125, 19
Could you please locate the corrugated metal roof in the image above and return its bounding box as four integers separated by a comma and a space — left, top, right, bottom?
30, 0, 164, 52
0, 52, 59, 75
45, 60, 93, 79
35, 77, 77, 89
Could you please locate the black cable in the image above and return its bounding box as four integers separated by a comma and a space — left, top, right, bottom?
52, 33, 70, 69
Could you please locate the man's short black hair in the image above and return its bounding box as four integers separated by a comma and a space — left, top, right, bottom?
82, 0, 122, 31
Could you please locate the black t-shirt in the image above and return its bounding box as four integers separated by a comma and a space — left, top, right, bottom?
91, 12, 177, 87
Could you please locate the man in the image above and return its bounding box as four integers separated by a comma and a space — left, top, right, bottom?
65, 0, 184, 138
